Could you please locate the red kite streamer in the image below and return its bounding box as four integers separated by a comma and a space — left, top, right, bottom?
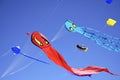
31, 31, 119, 77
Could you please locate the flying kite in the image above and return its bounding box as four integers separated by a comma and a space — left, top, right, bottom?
11, 46, 49, 64
65, 20, 120, 52
31, 31, 119, 77
106, 0, 112, 4
106, 18, 116, 26
26, 32, 31, 36
76, 44, 88, 52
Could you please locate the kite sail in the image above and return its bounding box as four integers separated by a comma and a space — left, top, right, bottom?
65, 20, 120, 52
31, 31, 119, 77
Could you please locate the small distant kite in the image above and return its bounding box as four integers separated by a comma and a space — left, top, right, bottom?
26, 32, 31, 36
106, 0, 112, 4
106, 18, 116, 26
31, 31, 119, 77
11, 46, 49, 64
76, 44, 88, 52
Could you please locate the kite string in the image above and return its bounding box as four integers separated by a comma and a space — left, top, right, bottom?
51, 24, 65, 42
8, 61, 34, 75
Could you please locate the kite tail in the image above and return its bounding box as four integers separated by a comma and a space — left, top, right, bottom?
71, 66, 120, 76
75, 27, 120, 52
42, 46, 74, 73
20, 53, 49, 64
42, 46, 119, 76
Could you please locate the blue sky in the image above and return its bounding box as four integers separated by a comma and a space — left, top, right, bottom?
0, 0, 120, 80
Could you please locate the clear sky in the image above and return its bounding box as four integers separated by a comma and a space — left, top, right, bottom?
0, 0, 120, 80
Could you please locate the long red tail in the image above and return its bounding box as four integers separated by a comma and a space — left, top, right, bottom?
42, 46, 119, 76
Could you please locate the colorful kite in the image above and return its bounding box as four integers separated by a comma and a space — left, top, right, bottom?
31, 31, 119, 77
76, 44, 88, 52
11, 46, 49, 64
65, 20, 120, 52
